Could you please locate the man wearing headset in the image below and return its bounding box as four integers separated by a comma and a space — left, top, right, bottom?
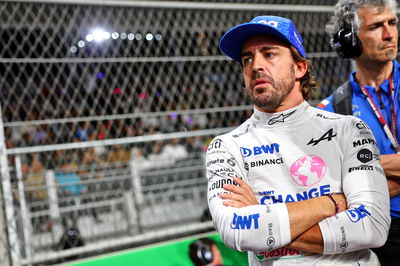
188, 238, 224, 266
317, 0, 400, 264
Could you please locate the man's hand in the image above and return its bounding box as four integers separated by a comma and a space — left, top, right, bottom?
330, 193, 348, 214
381, 154, 400, 178
387, 178, 400, 197
220, 177, 258, 207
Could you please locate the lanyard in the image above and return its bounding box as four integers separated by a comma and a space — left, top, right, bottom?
359, 74, 400, 153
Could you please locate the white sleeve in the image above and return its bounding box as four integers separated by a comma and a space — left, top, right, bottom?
319, 118, 390, 254
206, 136, 291, 252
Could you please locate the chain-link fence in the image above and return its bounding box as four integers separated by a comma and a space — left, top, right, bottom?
0, 0, 356, 265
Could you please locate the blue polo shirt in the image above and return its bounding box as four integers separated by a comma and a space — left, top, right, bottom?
317, 60, 400, 219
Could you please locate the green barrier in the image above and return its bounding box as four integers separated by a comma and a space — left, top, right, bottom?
67, 233, 248, 266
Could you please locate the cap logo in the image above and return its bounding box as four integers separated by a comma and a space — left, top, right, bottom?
257, 20, 278, 29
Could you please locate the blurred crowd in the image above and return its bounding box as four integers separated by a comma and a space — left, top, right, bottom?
5, 108, 251, 234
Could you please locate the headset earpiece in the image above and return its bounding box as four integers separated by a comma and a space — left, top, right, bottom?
194, 240, 213, 265
331, 17, 362, 59
331, 0, 362, 59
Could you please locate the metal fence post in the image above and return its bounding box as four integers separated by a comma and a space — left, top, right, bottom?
129, 160, 144, 233
45, 170, 63, 242
0, 100, 18, 266
15, 155, 33, 262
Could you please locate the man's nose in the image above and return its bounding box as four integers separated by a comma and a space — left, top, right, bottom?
251, 53, 265, 73
382, 24, 396, 40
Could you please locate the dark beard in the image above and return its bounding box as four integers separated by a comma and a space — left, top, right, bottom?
247, 64, 295, 110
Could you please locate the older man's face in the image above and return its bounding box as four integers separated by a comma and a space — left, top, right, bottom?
357, 5, 398, 63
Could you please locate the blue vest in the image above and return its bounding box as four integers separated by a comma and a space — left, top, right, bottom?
318, 60, 400, 218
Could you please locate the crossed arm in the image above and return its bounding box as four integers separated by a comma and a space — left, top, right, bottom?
221, 177, 347, 253
381, 154, 400, 197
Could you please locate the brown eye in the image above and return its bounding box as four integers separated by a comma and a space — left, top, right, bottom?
265, 53, 275, 59
242, 57, 252, 66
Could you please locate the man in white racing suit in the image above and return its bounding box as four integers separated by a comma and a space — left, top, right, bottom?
206, 15, 390, 265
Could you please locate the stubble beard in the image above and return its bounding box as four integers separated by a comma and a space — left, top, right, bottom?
246, 64, 296, 110
385, 48, 398, 61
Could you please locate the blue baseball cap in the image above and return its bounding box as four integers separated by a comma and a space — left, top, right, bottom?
219, 15, 307, 63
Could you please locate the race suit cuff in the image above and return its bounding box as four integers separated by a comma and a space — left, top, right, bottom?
266, 203, 291, 249
278, 204, 291, 246
318, 218, 337, 254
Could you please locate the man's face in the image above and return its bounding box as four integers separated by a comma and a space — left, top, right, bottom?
241, 35, 297, 111
357, 5, 398, 63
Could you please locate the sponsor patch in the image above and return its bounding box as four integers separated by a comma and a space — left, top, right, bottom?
249, 157, 284, 168
260, 185, 331, 204
346, 205, 371, 223
290, 155, 326, 187
357, 149, 373, 163
233, 124, 250, 138
348, 165, 373, 172
240, 143, 280, 157
254, 247, 302, 261
208, 139, 222, 151
268, 110, 296, 125
230, 213, 259, 230
353, 138, 376, 147
316, 113, 340, 120
307, 128, 336, 146
355, 121, 370, 130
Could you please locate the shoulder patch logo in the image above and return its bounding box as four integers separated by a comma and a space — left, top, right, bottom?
307, 128, 337, 146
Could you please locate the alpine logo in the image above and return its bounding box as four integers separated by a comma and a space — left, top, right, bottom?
230, 213, 259, 229
268, 110, 296, 125
240, 143, 280, 157
307, 128, 337, 146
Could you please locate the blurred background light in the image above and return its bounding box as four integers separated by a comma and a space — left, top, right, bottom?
77, 40, 85, 48
146, 33, 153, 41
93, 29, 106, 42
85, 34, 93, 42
135, 33, 142, 40
111, 32, 119, 39
155, 33, 162, 41
70, 46, 77, 53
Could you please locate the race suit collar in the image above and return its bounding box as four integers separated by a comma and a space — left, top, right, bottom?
251, 101, 309, 128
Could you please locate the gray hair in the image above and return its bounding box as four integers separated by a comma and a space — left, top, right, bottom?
326, 0, 398, 37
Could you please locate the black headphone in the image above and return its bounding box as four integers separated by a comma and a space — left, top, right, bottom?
331, 1, 362, 59
191, 239, 214, 265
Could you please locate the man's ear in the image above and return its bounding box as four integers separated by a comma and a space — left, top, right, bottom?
295, 60, 307, 80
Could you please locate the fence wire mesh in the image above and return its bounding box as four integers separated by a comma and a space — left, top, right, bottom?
0, 0, 354, 265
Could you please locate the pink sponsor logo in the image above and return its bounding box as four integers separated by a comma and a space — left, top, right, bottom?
290, 155, 326, 187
